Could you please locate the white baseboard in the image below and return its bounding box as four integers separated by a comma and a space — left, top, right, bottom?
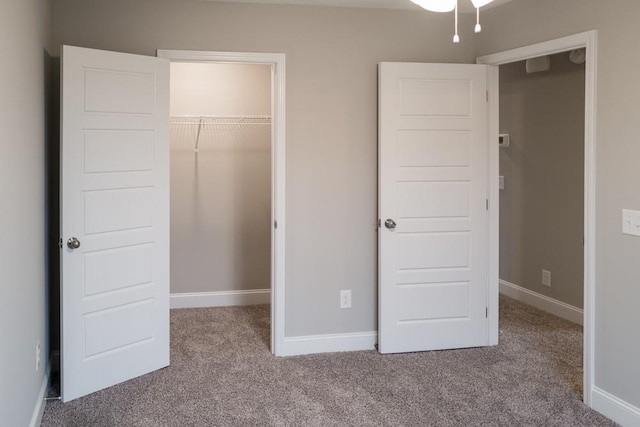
499, 280, 583, 325
170, 289, 270, 309
592, 386, 640, 426
29, 362, 50, 427
281, 331, 377, 356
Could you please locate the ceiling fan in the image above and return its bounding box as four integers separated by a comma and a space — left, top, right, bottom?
410, 0, 495, 43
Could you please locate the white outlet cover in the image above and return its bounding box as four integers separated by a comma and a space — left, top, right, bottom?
340, 290, 352, 309
622, 209, 640, 237
542, 270, 551, 287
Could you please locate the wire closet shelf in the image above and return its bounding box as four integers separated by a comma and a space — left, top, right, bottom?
170, 115, 272, 152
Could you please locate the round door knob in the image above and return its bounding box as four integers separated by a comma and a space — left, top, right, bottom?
384, 219, 397, 230
67, 237, 81, 249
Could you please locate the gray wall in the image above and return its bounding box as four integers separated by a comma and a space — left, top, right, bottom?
499, 53, 585, 309
0, 0, 52, 425
3, 0, 638, 420
479, 0, 640, 411
51, 0, 477, 336
170, 63, 272, 294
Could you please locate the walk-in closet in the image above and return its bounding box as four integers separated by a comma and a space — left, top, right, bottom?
169, 62, 272, 312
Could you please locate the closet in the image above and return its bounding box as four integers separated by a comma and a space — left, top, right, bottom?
169, 62, 272, 306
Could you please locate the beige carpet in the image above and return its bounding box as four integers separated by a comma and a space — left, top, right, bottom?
41, 296, 615, 426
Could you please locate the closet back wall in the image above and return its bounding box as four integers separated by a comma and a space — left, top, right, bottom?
171, 63, 271, 116
170, 63, 272, 294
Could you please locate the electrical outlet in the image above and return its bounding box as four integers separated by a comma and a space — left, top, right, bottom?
340, 290, 352, 309
622, 209, 640, 236
35, 341, 41, 372
542, 270, 551, 287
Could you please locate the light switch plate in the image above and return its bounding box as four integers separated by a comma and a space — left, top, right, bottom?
622, 209, 640, 236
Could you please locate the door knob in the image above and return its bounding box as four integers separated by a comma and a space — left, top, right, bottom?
384, 219, 397, 230
67, 237, 81, 249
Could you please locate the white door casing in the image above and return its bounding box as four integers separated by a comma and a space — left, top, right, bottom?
61, 46, 170, 401
378, 62, 496, 354
477, 31, 596, 407
156, 49, 287, 356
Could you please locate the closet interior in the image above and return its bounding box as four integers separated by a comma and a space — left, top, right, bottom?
169, 62, 272, 308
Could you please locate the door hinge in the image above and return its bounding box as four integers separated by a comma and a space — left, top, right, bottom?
486, 91, 489, 103
58, 238, 62, 249
486, 307, 488, 318
274, 220, 278, 229
486, 199, 489, 210
378, 219, 381, 228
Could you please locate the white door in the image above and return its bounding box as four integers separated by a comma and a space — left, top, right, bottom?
61, 45, 170, 401
378, 62, 495, 354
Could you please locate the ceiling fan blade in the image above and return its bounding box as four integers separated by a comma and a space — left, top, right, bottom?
410, 0, 456, 12
470, 0, 495, 8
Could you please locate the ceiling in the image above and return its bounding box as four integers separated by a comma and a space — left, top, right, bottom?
198, 0, 514, 13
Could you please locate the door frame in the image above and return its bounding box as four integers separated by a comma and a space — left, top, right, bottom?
156, 49, 287, 356
477, 30, 598, 406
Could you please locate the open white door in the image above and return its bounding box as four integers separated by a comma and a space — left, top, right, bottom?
378, 62, 495, 354
61, 46, 170, 401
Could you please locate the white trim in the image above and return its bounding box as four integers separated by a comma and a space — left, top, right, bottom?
170, 289, 271, 309
487, 65, 500, 346
156, 49, 286, 356
281, 331, 377, 356
592, 386, 640, 426
476, 31, 595, 66
499, 280, 584, 325
29, 362, 50, 427
477, 30, 597, 407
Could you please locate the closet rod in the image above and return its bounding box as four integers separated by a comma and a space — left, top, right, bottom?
194, 117, 203, 153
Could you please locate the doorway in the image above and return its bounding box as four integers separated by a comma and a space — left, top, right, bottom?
157, 50, 287, 356
478, 30, 598, 406
168, 61, 272, 332
168, 62, 271, 300
497, 51, 585, 320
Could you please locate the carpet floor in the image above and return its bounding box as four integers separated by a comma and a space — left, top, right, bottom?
41, 296, 615, 426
